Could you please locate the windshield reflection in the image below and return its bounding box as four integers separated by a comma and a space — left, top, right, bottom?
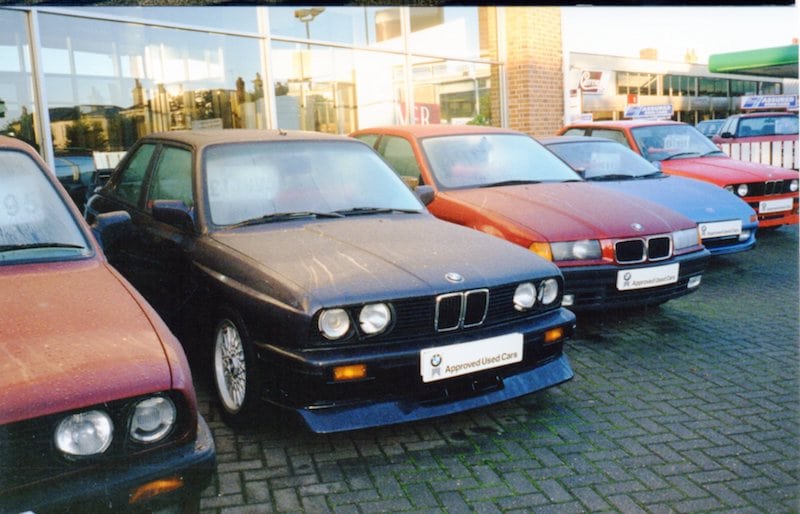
631, 124, 722, 162
421, 134, 580, 189
204, 141, 424, 227
547, 140, 660, 180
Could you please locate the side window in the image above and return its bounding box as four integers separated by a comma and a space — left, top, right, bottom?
112, 143, 156, 206
592, 129, 630, 148
377, 136, 422, 188
147, 146, 194, 209
353, 134, 379, 148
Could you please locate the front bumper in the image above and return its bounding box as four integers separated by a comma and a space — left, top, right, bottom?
560, 249, 710, 310
255, 307, 576, 433
747, 194, 799, 228
2, 416, 215, 514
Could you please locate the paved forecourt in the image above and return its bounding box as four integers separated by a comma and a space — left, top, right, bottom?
197, 226, 799, 513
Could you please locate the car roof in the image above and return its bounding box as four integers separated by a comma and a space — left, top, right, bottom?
565, 119, 685, 129
733, 111, 797, 119
539, 135, 615, 145
0, 135, 43, 156
140, 128, 355, 148
354, 124, 521, 138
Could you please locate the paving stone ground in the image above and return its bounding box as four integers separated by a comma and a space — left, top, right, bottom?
196, 226, 799, 513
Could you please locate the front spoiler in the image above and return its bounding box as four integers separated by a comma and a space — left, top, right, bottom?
293, 353, 573, 433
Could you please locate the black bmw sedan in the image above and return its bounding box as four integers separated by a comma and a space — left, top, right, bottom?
86, 129, 576, 433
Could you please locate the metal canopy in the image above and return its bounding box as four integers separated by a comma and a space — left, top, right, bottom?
708, 44, 799, 78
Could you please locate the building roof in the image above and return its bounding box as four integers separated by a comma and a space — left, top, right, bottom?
708, 45, 799, 79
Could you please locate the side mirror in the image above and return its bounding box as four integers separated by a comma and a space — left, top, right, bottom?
91, 210, 132, 251
720, 132, 733, 139
152, 199, 195, 232
574, 167, 587, 178
414, 185, 435, 206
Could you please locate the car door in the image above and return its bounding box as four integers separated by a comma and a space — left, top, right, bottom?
136, 144, 196, 322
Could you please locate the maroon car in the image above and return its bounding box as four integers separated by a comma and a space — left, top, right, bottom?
352, 124, 710, 311
0, 136, 214, 512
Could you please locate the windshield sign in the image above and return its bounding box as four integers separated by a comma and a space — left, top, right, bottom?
549, 141, 658, 179
421, 134, 580, 189
0, 151, 89, 263
204, 141, 423, 226
631, 125, 721, 162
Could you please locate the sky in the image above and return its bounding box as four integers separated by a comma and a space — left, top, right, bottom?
561, 6, 799, 64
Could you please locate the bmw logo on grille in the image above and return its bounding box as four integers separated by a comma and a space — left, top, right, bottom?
631, 223, 644, 232
430, 354, 442, 367
445, 272, 464, 283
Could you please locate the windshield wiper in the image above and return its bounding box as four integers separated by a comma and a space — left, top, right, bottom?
480, 179, 541, 188
585, 174, 636, 181
227, 211, 343, 229
0, 242, 86, 253
699, 149, 726, 157
334, 207, 421, 216
661, 151, 700, 161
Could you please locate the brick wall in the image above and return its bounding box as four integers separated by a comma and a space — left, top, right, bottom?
504, 7, 564, 138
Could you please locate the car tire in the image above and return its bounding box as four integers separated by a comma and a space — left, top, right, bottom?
212, 309, 263, 426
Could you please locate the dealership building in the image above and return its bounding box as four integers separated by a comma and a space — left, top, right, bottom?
1, 6, 796, 169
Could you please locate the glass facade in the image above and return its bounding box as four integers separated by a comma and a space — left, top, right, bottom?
2, 6, 502, 171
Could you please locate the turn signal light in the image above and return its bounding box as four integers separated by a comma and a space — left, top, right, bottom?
129, 476, 185, 504
529, 242, 553, 261
333, 364, 367, 382
543, 327, 564, 345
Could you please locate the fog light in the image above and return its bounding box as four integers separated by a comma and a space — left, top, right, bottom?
738, 230, 751, 242
561, 294, 575, 307
688, 275, 702, 289
333, 364, 367, 382
129, 476, 185, 505
544, 327, 564, 344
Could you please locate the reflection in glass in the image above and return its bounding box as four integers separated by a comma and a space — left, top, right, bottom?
272, 41, 406, 133
38, 13, 266, 160
410, 57, 497, 126
0, 10, 38, 150
270, 6, 392, 48
74, 7, 260, 33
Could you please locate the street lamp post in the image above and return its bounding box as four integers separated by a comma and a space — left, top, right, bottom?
293, 7, 325, 130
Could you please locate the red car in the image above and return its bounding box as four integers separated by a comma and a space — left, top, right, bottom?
558, 120, 799, 228
0, 136, 214, 512
351, 124, 710, 311
712, 111, 798, 146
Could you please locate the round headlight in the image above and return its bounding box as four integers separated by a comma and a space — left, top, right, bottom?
538, 278, 559, 305
736, 184, 749, 197
513, 282, 537, 311
55, 410, 113, 456
790, 179, 798, 192
318, 308, 350, 339
130, 396, 176, 443
359, 303, 391, 335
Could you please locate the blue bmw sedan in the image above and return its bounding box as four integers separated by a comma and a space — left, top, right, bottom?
541, 136, 758, 255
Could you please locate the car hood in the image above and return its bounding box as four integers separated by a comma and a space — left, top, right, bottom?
0, 260, 172, 425
210, 214, 557, 308
444, 182, 694, 241
592, 175, 757, 226
660, 156, 798, 185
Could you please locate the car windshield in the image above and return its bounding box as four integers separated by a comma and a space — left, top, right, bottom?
697, 120, 723, 137
738, 115, 798, 137
420, 133, 581, 189
204, 140, 424, 226
0, 150, 90, 264
547, 140, 659, 180
630, 124, 723, 162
